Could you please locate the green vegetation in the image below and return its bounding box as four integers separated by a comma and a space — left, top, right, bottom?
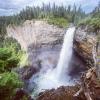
0, 47, 20, 72
0, 39, 23, 100
78, 2, 100, 34
0, 72, 23, 100
78, 17, 100, 33
48, 17, 69, 28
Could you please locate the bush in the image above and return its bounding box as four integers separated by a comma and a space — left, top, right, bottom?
0, 48, 12, 60
0, 37, 27, 72
0, 39, 24, 100
3, 37, 21, 51
0, 72, 23, 100
0, 47, 20, 72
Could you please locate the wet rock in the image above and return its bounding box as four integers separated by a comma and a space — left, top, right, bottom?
13, 88, 33, 100
22, 66, 39, 80
36, 85, 86, 100
16, 65, 39, 80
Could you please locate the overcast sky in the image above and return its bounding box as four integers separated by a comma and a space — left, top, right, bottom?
0, 0, 99, 16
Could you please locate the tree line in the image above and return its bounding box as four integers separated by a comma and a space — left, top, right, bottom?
0, 3, 86, 41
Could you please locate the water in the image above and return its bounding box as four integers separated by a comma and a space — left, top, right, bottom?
56, 27, 75, 80
31, 27, 75, 93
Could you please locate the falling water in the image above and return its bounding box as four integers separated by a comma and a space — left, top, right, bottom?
31, 27, 76, 93
56, 27, 75, 80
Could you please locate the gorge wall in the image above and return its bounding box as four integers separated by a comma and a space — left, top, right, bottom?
74, 25, 97, 68
7, 20, 87, 80
6, 20, 100, 99
74, 25, 100, 79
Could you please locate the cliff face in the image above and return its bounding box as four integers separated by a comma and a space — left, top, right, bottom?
74, 25, 97, 68
7, 20, 64, 51
6, 20, 100, 99
7, 20, 99, 69
74, 25, 100, 80
7, 20, 99, 75
7, 20, 87, 79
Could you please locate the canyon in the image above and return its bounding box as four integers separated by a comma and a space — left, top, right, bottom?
7, 20, 100, 100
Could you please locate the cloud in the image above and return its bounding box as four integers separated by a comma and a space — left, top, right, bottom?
0, 0, 99, 16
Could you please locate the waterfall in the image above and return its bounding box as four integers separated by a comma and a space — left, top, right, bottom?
31, 27, 76, 92
56, 27, 75, 80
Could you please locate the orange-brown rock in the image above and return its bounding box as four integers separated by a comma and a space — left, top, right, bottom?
74, 26, 97, 68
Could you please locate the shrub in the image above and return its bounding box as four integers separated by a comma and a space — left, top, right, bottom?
3, 37, 21, 51
0, 47, 20, 72
0, 48, 12, 60
0, 38, 24, 100
0, 72, 23, 100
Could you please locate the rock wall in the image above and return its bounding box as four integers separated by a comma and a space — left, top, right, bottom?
74, 25, 97, 68
74, 25, 100, 80
7, 20, 64, 51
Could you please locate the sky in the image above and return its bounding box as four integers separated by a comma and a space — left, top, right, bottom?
0, 0, 99, 16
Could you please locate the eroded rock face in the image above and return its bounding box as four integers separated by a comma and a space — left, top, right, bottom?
74, 25, 97, 68
7, 20, 64, 51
